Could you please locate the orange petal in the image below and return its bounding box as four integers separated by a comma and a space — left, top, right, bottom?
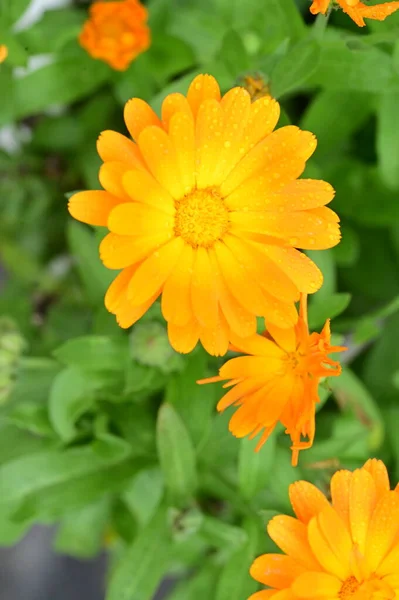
122, 169, 175, 215
263, 246, 323, 295
216, 377, 265, 411
161, 93, 193, 130
291, 572, 341, 597
378, 540, 399, 577
99, 161, 131, 200
97, 130, 144, 168
168, 320, 199, 353
317, 505, 352, 568
212, 87, 251, 184
269, 179, 335, 211
105, 266, 137, 313
209, 250, 257, 338
115, 291, 159, 329
138, 126, 186, 199
250, 554, 305, 588
223, 235, 299, 304
127, 237, 185, 305
307, 516, 350, 580
124, 98, 162, 141
199, 312, 230, 356
100, 232, 170, 269
267, 324, 297, 353
289, 480, 330, 524
228, 331, 285, 358
219, 355, 282, 380
191, 247, 219, 327
363, 459, 390, 499
68, 190, 121, 226
230, 210, 341, 250
355, 0, 399, 22
242, 96, 280, 153
108, 202, 174, 236
221, 127, 317, 197
169, 111, 196, 196
331, 469, 352, 530
365, 492, 399, 573
195, 99, 225, 189
267, 515, 320, 570
214, 241, 270, 315
161, 243, 194, 326
186, 74, 221, 118
310, 0, 331, 14
349, 468, 376, 554
248, 592, 277, 600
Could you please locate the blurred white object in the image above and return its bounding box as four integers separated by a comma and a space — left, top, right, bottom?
14, 0, 71, 32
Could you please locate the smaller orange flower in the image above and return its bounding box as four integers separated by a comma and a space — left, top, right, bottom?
79, 0, 150, 71
310, 0, 399, 26
0, 45, 8, 64
249, 459, 399, 600
198, 295, 345, 465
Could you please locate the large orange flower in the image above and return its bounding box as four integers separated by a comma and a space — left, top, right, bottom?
310, 0, 399, 26
199, 295, 344, 464
250, 459, 399, 600
68, 74, 340, 356
79, 0, 150, 71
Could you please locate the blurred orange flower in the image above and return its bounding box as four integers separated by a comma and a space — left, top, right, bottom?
0, 45, 8, 64
249, 459, 399, 600
199, 295, 345, 464
79, 0, 150, 71
310, 0, 399, 26
68, 74, 340, 356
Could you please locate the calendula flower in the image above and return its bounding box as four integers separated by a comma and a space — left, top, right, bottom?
310, 0, 399, 27
250, 459, 399, 600
68, 74, 340, 356
79, 0, 150, 71
198, 295, 345, 464
0, 45, 8, 64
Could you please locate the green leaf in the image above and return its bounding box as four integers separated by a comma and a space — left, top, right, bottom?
14, 48, 110, 119
308, 39, 399, 92
262, 0, 305, 42
363, 312, 399, 400
0, 66, 15, 126
54, 336, 127, 372
1, 0, 31, 26
301, 91, 375, 158
308, 293, 352, 330
4, 403, 54, 437
67, 221, 114, 306
377, 92, 399, 189
16, 8, 85, 54
0, 503, 31, 546
0, 439, 132, 510
200, 515, 247, 549
218, 30, 251, 78
238, 429, 277, 501
330, 368, 385, 451
12, 459, 146, 522
54, 498, 110, 559
106, 505, 171, 600
49, 367, 94, 441
123, 467, 164, 527
156, 404, 198, 506
307, 250, 336, 300
165, 350, 217, 446
168, 564, 219, 600
271, 38, 320, 98
215, 518, 259, 600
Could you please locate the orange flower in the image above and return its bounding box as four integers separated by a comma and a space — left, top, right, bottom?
78, 0, 150, 71
68, 74, 340, 356
310, 0, 399, 26
249, 459, 399, 600
198, 295, 345, 464
0, 45, 8, 64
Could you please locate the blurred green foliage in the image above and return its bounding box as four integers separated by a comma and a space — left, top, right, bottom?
1, 0, 399, 598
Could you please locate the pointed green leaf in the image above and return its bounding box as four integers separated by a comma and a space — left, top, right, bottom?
271, 38, 320, 98
377, 92, 399, 189
156, 404, 198, 506
238, 430, 277, 501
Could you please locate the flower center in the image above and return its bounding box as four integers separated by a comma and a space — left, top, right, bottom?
174, 187, 229, 248
339, 577, 360, 599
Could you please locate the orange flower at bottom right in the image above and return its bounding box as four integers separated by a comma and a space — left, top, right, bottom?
250, 459, 399, 600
